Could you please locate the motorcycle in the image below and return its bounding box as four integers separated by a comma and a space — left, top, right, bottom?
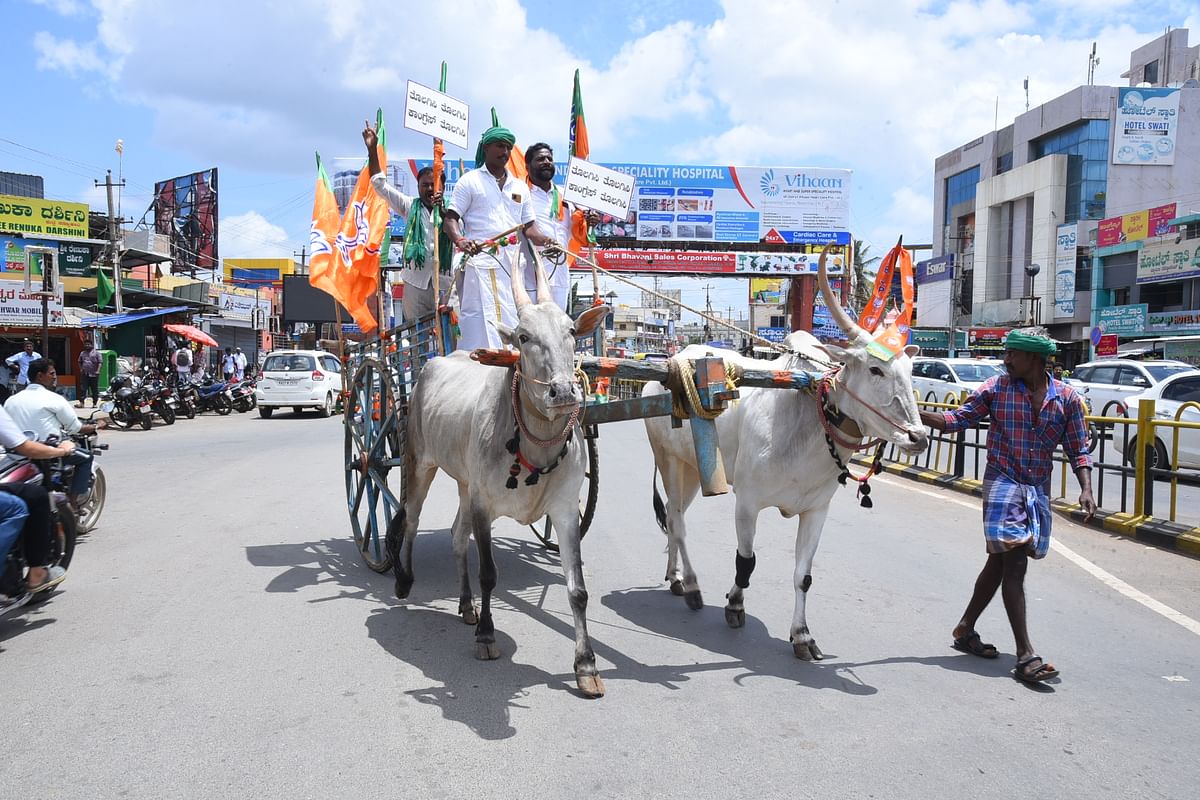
56, 427, 108, 534
0, 440, 80, 614
101, 374, 154, 430
230, 377, 257, 413
143, 375, 178, 425
174, 378, 200, 420
195, 379, 234, 415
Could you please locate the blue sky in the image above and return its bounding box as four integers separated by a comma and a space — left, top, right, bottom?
4, 0, 1196, 316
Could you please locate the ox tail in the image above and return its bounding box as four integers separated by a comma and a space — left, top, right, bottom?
651, 466, 668, 534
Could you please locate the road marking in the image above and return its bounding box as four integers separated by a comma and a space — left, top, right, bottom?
876, 475, 1200, 638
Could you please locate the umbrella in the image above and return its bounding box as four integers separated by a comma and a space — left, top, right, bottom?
164, 323, 218, 347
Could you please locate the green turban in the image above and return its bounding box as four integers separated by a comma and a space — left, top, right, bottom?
1005, 330, 1057, 356
474, 126, 516, 166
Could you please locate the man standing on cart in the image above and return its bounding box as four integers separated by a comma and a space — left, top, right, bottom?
442, 126, 555, 350
362, 124, 446, 325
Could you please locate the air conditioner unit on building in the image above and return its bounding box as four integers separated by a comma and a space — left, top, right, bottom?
122, 229, 170, 256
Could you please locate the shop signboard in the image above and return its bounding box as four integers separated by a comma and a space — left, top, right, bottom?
968, 327, 1009, 351
217, 290, 271, 323
1097, 202, 1176, 248
1095, 334, 1119, 358
1054, 223, 1076, 317
59, 242, 92, 277
1136, 238, 1200, 284
0, 194, 89, 239
574, 248, 847, 276
1097, 304, 1147, 336
1145, 309, 1200, 336
1112, 87, 1180, 167
756, 326, 789, 343
0, 278, 65, 326
914, 254, 953, 284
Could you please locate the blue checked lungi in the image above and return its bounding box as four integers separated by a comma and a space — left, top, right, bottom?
981, 473, 1052, 559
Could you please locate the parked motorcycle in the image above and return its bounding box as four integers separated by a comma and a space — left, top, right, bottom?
174, 379, 200, 420
0, 441, 80, 614
194, 379, 234, 415
230, 377, 257, 413
143, 375, 178, 425
101, 375, 154, 430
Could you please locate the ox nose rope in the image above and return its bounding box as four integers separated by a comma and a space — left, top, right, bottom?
505, 369, 581, 489
815, 372, 889, 508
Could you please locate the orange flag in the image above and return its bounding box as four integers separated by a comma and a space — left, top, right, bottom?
332, 111, 391, 333
307, 153, 346, 308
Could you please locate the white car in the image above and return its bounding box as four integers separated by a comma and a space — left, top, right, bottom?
255, 349, 343, 418
1069, 359, 1194, 418
1122, 370, 1200, 470
910, 357, 1004, 402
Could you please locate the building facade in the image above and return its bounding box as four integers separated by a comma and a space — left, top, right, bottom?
932, 29, 1200, 362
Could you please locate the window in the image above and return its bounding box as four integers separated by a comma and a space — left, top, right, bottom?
1117, 367, 1150, 388
1031, 120, 1109, 222
1141, 281, 1184, 313
944, 166, 980, 225
996, 152, 1013, 174
1145, 364, 1193, 382
1163, 377, 1200, 403
264, 354, 315, 372
769, 315, 787, 328
912, 362, 931, 378
1144, 60, 1159, 85
931, 363, 953, 381
321, 355, 340, 372
1074, 366, 1094, 381
1087, 366, 1119, 384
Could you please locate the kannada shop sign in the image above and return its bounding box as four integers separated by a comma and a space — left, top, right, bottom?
756, 326, 789, 343
1097, 202, 1176, 247
1112, 87, 1180, 167
1097, 303, 1147, 336
0, 279, 65, 326
1136, 238, 1200, 284
1054, 223, 1077, 318
0, 194, 90, 239
1145, 310, 1200, 336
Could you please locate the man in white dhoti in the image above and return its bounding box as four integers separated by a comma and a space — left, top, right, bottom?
442, 126, 553, 351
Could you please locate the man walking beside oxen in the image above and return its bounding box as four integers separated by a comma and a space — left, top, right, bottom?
920, 329, 1096, 685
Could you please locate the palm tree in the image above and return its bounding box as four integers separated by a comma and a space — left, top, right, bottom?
851, 238, 880, 315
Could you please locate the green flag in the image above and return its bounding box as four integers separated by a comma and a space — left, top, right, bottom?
96, 268, 114, 310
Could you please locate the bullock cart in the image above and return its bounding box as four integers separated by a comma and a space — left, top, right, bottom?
340, 313, 829, 573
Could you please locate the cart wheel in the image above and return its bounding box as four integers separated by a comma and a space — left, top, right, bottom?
531, 428, 599, 552
344, 358, 403, 573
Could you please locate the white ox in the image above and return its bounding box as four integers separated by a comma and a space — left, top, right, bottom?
386, 255, 610, 697
642, 250, 928, 659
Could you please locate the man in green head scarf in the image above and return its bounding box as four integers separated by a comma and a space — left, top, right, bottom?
919, 327, 1095, 685
442, 123, 554, 350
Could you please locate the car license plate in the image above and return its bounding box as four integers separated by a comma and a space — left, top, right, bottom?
140, 404, 152, 413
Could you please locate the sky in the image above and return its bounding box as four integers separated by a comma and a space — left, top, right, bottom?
3, 0, 1198, 319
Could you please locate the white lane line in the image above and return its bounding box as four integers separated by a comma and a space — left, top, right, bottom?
875, 475, 1200, 638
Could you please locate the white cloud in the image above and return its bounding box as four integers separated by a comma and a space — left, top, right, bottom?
29, 0, 87, 15
219, 211, 294, 259
32, 31, 109, 76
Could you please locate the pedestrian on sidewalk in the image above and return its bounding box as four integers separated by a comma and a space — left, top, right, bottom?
77, 340, 101, 408
919, 328, 1096, 685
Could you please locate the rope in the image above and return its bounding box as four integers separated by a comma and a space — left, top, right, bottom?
665, 355, 739, 420
511, 369, 579, 448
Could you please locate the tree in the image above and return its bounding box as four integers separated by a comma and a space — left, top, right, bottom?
851, 238, 880, 315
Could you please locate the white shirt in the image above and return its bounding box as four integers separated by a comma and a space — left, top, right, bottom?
449, 167, 535, 269
529, 183, 572, 290
371, 172, 438, 291
5, 351, 42, 385
235, 352, 247, 369
0, 405, 29, 450
4, 383, 82, 441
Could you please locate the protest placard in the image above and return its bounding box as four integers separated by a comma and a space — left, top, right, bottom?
403, 80, 469, 149
562, 157, 635, 218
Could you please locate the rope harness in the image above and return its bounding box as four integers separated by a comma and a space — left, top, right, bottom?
813, 371, 889, 508
663, 357, 739, 420
504, 367, 583, 489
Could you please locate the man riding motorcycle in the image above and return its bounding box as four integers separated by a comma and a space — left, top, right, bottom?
0, 403, 75, 605
4, 358, 98, 511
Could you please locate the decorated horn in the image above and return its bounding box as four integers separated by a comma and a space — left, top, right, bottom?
532, 244, 552, 303
510, 239, 533, 309
818, 244, 866, 341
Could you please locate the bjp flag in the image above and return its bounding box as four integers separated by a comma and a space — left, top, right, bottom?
307, 153, 346, 307
332, 110, 391, 333
566, 69, 594, 266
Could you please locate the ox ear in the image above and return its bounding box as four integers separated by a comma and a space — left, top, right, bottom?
573, 304, 611, 339
815, 342, 861, 364
903, 344, 920, 359
495, 321, 518, 348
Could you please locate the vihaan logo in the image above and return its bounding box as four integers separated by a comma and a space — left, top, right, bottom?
760, 169, 780, 197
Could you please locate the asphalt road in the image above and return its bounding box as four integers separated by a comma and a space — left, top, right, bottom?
2, 409, 1199, 799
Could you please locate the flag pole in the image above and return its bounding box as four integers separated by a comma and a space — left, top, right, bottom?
430, 62, 447, 357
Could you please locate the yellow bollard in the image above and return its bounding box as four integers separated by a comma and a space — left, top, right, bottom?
1133, 398, 1155, 518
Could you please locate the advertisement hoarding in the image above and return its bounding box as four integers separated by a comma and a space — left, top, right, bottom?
1097, 303, 1147, 336
0, 194, 89, 239
575, 248, 846, 276
750, 278, 786, 305
756, 327, 789, 343
1097, 202, 1176, 247
915, 254, 953, 284
1136, 238, 1200, 284
399, 159, 851, 247
1054, 223, 1077, 318
968, 327, 1009, 351
154, 168, 218, 272
1095, 334, 1119, 358
1145, 309, 1200, 336
1112, 87, 1180, 166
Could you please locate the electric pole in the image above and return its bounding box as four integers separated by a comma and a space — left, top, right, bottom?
293, 246, 308, 275
95, 170, 125, 313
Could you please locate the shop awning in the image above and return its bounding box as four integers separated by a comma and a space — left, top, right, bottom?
1167, 213, 1200, 227
163, 322, 218, 347
82, 306, 191, 328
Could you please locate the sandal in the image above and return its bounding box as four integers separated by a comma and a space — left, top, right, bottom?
28, 566, 67, 594
952, 631, 999, 659
1014, 655, 1059, 683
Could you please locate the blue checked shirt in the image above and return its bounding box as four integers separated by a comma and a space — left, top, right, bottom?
940, 373, 1092, 486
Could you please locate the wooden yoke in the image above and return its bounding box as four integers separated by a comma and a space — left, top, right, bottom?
688, 356, 733, 497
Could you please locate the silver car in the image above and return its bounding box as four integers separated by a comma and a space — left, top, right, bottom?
910, 357, 1004, 402
1069, 359, 1194, 417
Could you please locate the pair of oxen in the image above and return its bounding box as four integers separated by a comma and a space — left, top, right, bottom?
386, 250, 928, 698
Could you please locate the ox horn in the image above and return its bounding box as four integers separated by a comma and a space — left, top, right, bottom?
818, 244, 867, 342
530, 241, 553, 305
512, 234, 534, 309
